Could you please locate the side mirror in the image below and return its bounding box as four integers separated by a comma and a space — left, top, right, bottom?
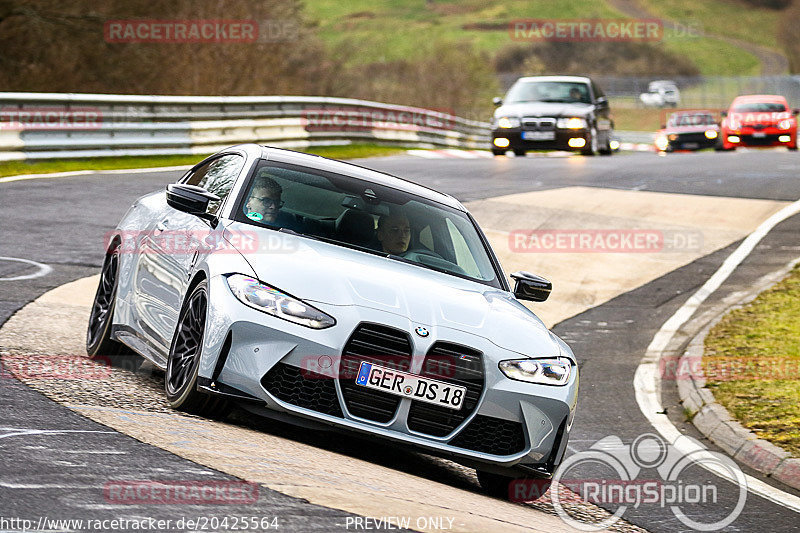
596, 96, 608, 106
720, 111, 727, 117
510, 271, 552, 302
166, 183, 219, 216
793, 109, 800, 116
492, 97, 503, 107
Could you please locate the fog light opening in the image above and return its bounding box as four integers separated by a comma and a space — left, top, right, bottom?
779, 135, 791, 143
568, 138, 586, 148
727, 135, 740, 143
493, 137, 510, 148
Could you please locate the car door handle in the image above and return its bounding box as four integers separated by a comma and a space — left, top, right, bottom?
155, 220, 169, 232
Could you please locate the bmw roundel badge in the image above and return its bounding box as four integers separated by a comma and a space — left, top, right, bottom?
415, 326, 429, 337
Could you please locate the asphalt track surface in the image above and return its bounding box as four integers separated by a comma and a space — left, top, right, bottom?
2, 149, 800, 532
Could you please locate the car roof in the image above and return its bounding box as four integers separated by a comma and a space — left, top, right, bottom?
514, 75, 592, 84
242, 144, 467, 211
731, 94, 788, 103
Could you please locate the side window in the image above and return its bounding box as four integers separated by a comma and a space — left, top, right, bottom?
184, 154, 244, 215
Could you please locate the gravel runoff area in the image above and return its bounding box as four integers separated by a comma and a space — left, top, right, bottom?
0, 275, 649, 533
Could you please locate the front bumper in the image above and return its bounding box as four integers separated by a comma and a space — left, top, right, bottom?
198, 274, 578, 476
492, 128, 590, 152
663, 133, 718, 151
722, 127, 796, 147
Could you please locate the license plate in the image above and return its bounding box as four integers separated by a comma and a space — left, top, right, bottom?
522, 131, 555, 141
682, 142, 698, 149
752, 132, 766, 138
355, 362, 466, 410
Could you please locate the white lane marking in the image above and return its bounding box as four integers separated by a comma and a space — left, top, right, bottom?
0, 256, 52, 281
634, 197, 800, 512
0, 165, 190, 184
0, 428, 117, 440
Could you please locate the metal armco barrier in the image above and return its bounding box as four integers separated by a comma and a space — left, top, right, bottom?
0, 93, 493, 161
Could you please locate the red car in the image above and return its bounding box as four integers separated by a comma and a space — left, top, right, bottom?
718, 95, 798, 151
654, 110, 720, 152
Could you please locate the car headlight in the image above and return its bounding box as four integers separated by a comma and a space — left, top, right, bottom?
655, 135, 669, 151
557, 117, 588, 129
499, 357, 572, 386
778, 119, 793, 130
704, 130, 718, 139
226, 274, 335, 329
496, 116, 520, 129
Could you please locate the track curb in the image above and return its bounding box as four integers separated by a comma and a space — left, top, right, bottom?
677, 257, 800, 491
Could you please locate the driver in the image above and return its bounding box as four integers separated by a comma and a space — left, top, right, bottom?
569, 87, 583, 102
376, 211, 411, 255
245, 174, 301, 231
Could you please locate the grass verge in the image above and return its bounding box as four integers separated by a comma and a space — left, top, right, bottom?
703, 265, 800, 457
0, 144, 410, 178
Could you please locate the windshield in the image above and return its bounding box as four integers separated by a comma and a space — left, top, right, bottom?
505, 81, 592, 104
234, 160, 501, 287
733, 102, 786, 112
668, 113, 716, 127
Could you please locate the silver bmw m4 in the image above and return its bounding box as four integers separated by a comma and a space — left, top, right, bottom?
87, 144, 578, 497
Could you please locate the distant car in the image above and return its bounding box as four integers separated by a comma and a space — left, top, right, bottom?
654, 111, 720, 152
639, 80, 680, 108
718, 95, 798, 151
491, 75, 614, 156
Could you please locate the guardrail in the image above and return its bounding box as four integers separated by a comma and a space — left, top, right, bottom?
0, 93, 492, 161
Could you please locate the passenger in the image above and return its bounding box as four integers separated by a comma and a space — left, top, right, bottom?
376, 211, 411, 255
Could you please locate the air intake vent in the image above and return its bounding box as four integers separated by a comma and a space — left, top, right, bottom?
449, 415, 526, 456
261, 363, 342, 417
407, 342, 484, 437
339, 323, 412, 423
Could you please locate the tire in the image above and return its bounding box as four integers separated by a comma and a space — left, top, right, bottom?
165, 279, 230, 418
477, 470, 551, 502
491, 149, 505, 156
598, 133, 613, 156
86, 244, 141, 371
581, 127, 598, 156
513, 149, 526, 157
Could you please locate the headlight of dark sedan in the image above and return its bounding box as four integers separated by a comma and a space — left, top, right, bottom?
226, 274, 335, 329
556, 117, 588, 129
499, 357, 572, 386
496, 117, 521, 129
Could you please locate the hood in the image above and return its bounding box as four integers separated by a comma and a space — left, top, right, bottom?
495, 101, 593, 119
224, 222, 559, 358
729, 111, 791, 126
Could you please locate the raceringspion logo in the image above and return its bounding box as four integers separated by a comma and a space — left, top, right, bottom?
547, 433, 747, 531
